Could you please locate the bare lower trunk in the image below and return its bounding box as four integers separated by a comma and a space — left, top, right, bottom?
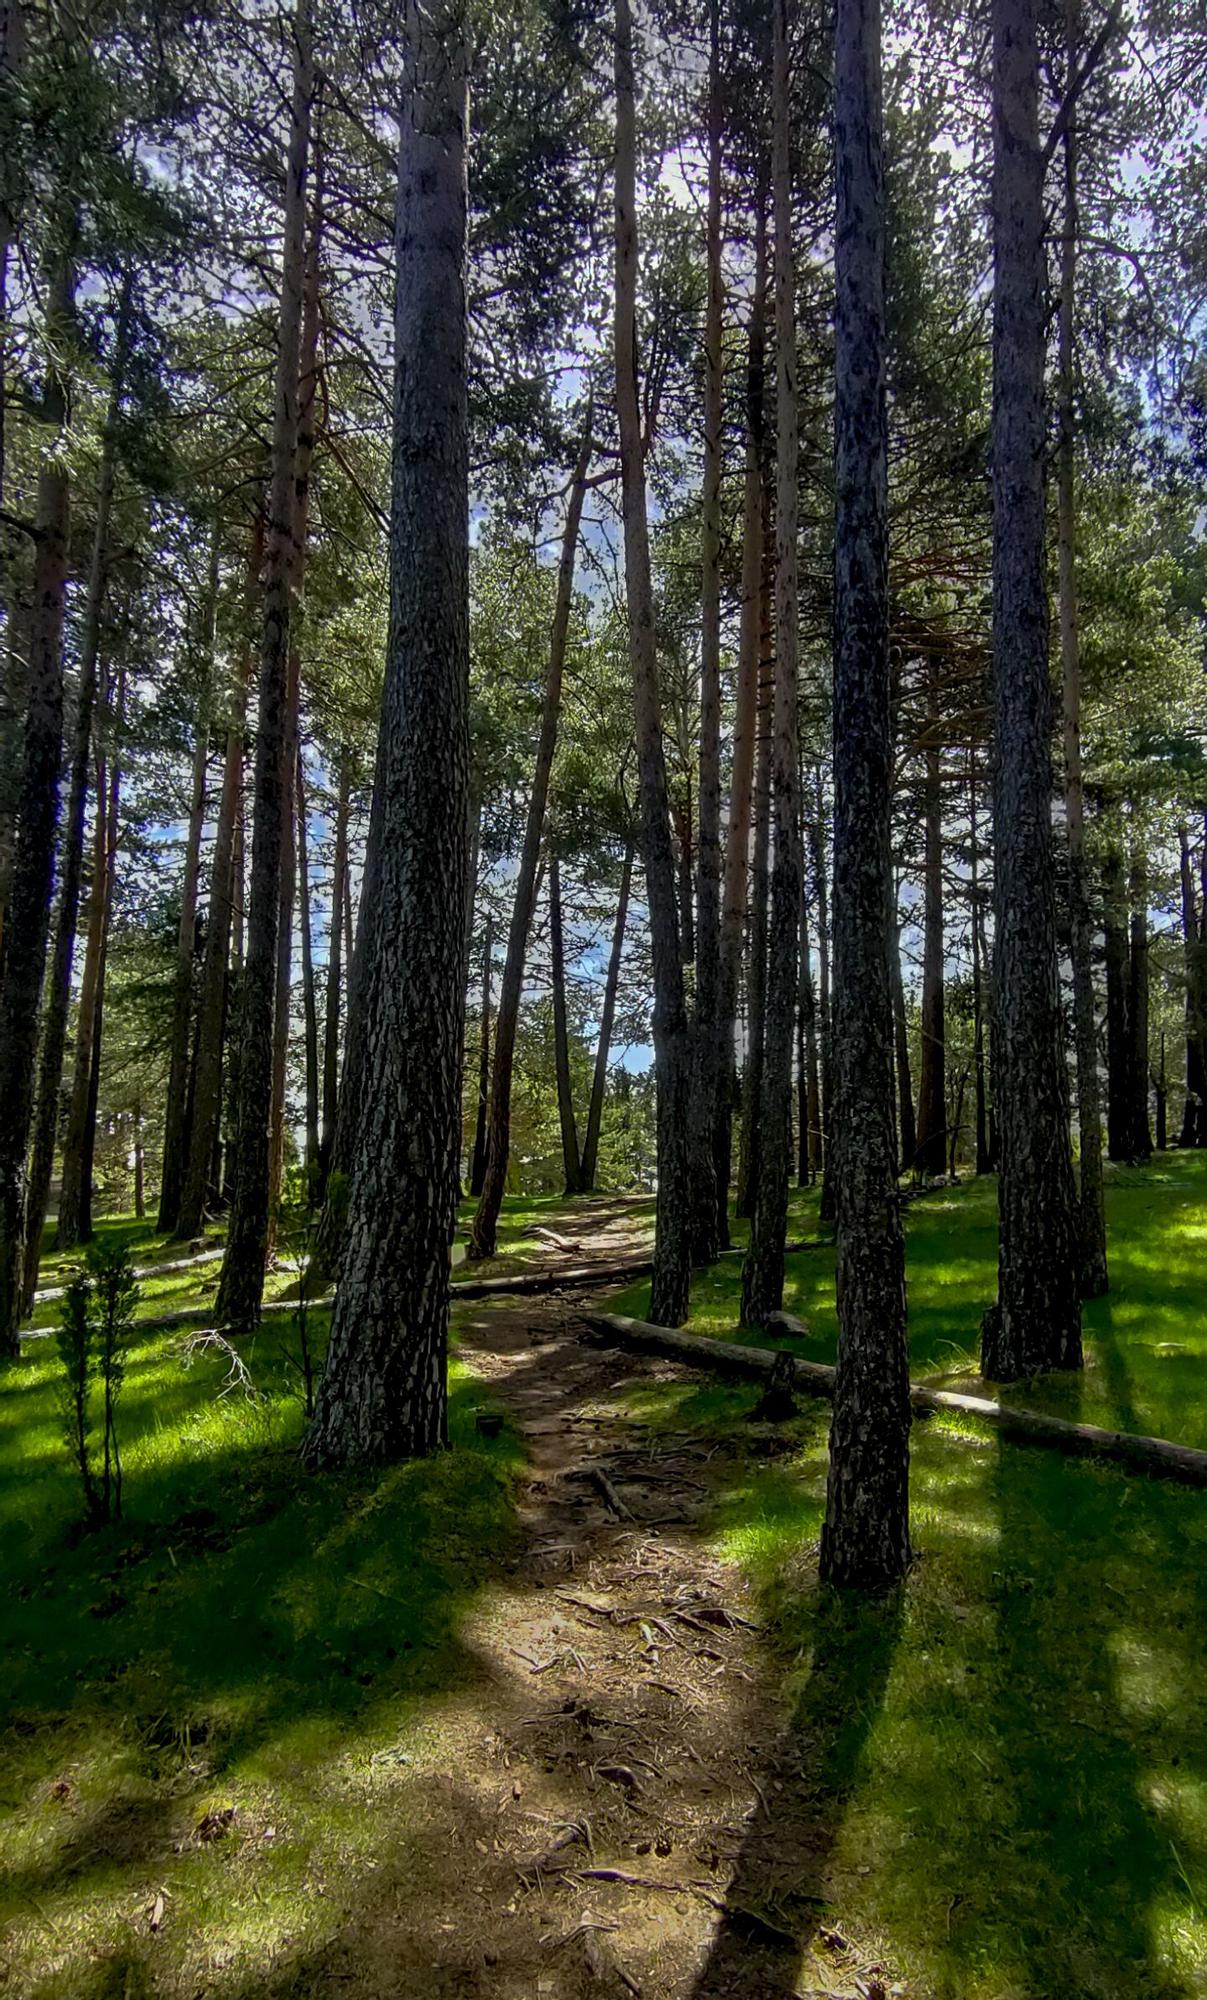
915, 672, 946, 1177
1057, 34, 1107, 1293
25, 281, 131, 1286
59, 667, 124, 1249
819, 0, 912, 1590
303, 1, 469, 1467
469, 913, 492, 1196
714, 182, 768, 1245
177, 514, 262, 1239
1103, 835, 1132, 1164
799, 884, 821, 1185
812, 779, 835, 1219
890, 907, 916, 1173
1128, 840, 1152, 1161
612, 0, 692, 1327
266, 653, 299, 1246
297, 744, 320, 1176
159, 570, 215, 1231
1179, 829, 1205, 1146
216, 0, 312, 1327
0, 253, 72, 1354
580, 835, 634, 1193
467, 414, 592, 1259
980, 0, 1081, 1381
549, 854, 582, 1196
317, 747, 350, 1196
687, 0, 724, 1263
742, 0, 801, 1327
736, 538, 773, 1220
970, 758, 992, 1175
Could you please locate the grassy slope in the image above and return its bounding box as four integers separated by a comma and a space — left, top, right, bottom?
3, 1169, 1206, 1997
611, 1154, 1207, 1451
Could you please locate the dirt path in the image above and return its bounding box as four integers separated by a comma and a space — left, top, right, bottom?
276, 1294, 902, 2000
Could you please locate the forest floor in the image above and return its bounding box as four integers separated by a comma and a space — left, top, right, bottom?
3, 1164, 1207, 1998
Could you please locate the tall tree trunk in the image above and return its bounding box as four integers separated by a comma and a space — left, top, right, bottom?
1102, 833, 1132, 1163
216, 0, 312, 1327
687, 0, 724, 1263
742, 0, 801, 1327
549, 853, 582, 1196
0, 597, 31, 969
466, 413, 592, 1258
1179, 829, 1205, 1146
1057, 27, 1107, 1293
302, 0, 469, 1467
0, 250, 72, 1354
25, 277, 132, 1288
890, 905, 917, 1174
980, 0, 1082, 1381
469, 912, 492, 1196
133, 1098, 144, 1219
736, 545, 773, 1220
812, 778, 835, 1219
970, 759, 992, 1176
915, 670, 946, 1177
581, 834, 634, 1193
159, 536, 217, 1230
612, 0, 692, 1327
819, 0, 912, 1590
317, 747, 350, 1196
176, 513, 262, 1239
1128, 838, 1152, 1161
266, 651, 299, 1246
799, 882, 821, 1185
715, 181, 768, 1246
296, 744, 320, 1176
59, 665, 124, 1248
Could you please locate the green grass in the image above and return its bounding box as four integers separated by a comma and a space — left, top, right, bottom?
1, 1300, 521, 1995
610, 1154, 1207, 1452
621, 1368, 1207, 1998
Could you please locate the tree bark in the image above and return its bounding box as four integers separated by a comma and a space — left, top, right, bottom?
819, 0, 912, 1590
736, 530, 773, 1220
266, 649, 299, 1243
715, 180, 768, 1246
581, 835, 634, 1193
59, 665, 124, 1248
317, 746, 350, 1195
0, 249, 72, 1351
612, 0, 693, 1327
467, 414, 592, 1258
915, 667, 946, 1177
1128, 838, 1152, 1161
176, 512, 262, 1239
799, 881, 821, 1185
969, 756, 992, 1175
469, 912, 492, 1196
687, 0, 724, 1264
1178, 829, 1205, 1146
25, 276, 131, 1288
890, 903, 917, 1174
549, 853, 582, 1196
980, 0, 1082, 1381
302, 0, 469, 1467
297, 743, 320, 1176
741, 0, 802, 1327
812, 777, 835, 1219
1103, 832, 1132, 1163
1056, 24, 1107, 1293
159, 538, 217, 1231
216, 0, 312, 1327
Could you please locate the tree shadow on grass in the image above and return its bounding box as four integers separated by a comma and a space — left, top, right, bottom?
688, 1578, 903, 1998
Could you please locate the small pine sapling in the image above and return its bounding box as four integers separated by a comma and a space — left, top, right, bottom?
88, 1240, 139, 1522
55, 1273, 100, 1524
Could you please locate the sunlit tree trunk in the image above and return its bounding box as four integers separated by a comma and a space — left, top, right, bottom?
467, 414, 591, 1257
970, 759, 992, 1176
1128, 838, 1152, 1161
317, 747, 350, 1197
612, 0, 692, 1326
890, 905, 916, 1174
0, 248, 72, 1354
1179, 829, 1205, 1146
980, 0, 1081, 1380
549, 853, 582, 1196
819, 0, 911, 1590
216, 0, 313, 1326
302, 0, 469, 1467
469, 913, 492, 1196
742, 0, 801, 1326
1102, 833, 1132, 1163
581, 834, 634, 1193
687, 0, 724, 1263
737, 538, 773, 1220
915, 667, 946, 1177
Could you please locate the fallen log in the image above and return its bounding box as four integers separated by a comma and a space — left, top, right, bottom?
19, 1253, 657, 1338
583, 1309, 1207, 1489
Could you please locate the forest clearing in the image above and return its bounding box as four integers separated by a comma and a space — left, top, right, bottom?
2, 0, 1206, 1992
